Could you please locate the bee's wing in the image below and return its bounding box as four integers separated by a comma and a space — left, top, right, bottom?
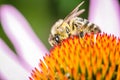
64, 1, 85, 23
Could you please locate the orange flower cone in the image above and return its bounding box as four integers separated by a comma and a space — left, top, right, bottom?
29, 33, 120, 80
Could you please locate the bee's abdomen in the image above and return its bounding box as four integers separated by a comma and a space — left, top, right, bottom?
88, 22, 101, 33
82, 19, 101, 34
78, 19, 101, 38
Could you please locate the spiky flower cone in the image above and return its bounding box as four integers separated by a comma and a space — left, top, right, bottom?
29, 33, 120, 80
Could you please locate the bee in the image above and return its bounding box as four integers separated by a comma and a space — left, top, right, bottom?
48, 1, 101, 46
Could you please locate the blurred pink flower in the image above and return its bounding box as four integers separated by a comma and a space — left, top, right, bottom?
0, 5, 48, 80
0, 0, 120, 79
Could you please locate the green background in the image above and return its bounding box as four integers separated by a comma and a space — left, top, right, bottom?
0, 0, 90, 52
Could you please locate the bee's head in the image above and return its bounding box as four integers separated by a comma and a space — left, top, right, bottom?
48, 19, 63, 46
49, 19, 71, 46
48, 34, 61, 46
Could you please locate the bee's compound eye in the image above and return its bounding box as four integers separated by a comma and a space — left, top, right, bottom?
54, 35, 60, 43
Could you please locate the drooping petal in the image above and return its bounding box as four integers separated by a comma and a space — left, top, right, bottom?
0, 72, 7, 80
0, 39, 32, 71
89, 0, 120, 37
0, 39, 29, 80
0, 5, 49, 68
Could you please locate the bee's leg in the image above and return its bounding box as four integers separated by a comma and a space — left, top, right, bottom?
78, 20, 89, 38
79, 31, 84, 38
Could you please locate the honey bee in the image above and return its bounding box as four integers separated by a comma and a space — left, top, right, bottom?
48, 1, 101, 46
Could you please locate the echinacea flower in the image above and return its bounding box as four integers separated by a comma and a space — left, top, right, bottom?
0, 0, 120, 80
29, 0, 120, 80
30, 33, 120, 80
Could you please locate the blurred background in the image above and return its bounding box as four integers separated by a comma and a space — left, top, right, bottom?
0, 0, 119, 51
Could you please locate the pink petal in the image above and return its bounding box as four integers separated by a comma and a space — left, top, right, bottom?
0, 39, 31, 71
89, 0, 120, 37
0, 72, 7, 80
0, 5, 49, 68
0, 39, 29, 80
